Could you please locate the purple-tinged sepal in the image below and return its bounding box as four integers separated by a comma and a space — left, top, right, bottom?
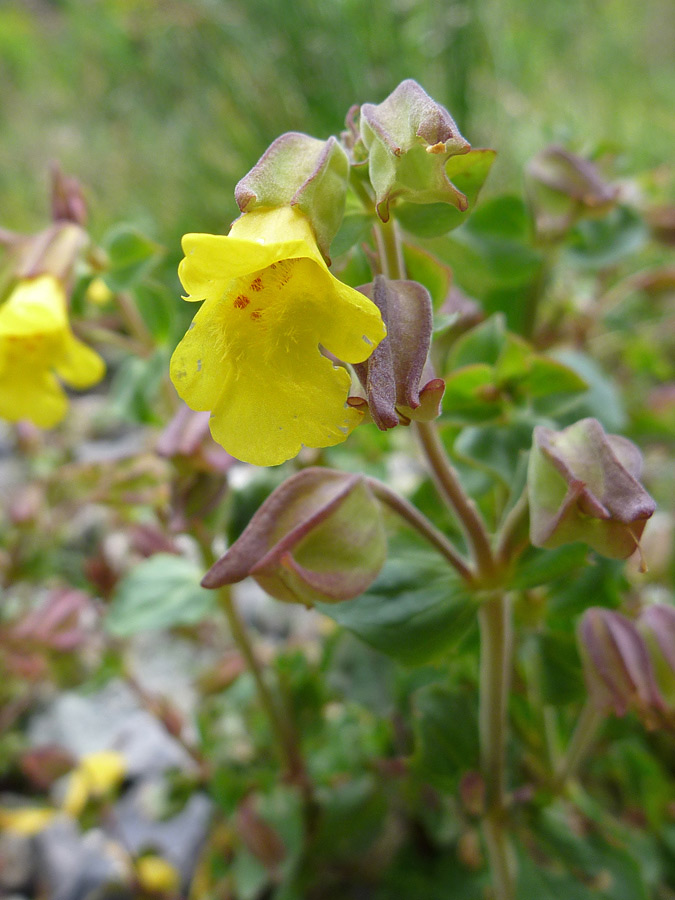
202, 468, 386, 607
350, 275, 443, 429
234, 132, 350, 262
528, 418, 655, 559
359, 79, 471, 222
525, 145, 619, 241
578, 607, 666, 727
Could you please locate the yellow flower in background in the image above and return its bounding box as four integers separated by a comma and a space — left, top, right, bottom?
0, 275, 105, 428
170, 207, 385, 467
135, 855, 181, 895
0, 806, 56, 835
62, 750, 127, 817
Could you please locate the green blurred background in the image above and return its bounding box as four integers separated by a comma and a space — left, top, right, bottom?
1, 0, 673, 246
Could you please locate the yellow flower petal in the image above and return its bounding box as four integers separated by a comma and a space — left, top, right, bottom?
210, 350, 363, 466
85, 276, 114, 306
171, 223, 385, 467
62, 770, 89, 818
78, 750, 127, 794
62, 751, 127, 817
136, 856, 181, 894
0, 806, 56, 835
0, 366, 68, 428
178, 207, 323, 301
0, 275, 67, 337
56, 333, 106, 389
0, 276, 105, 428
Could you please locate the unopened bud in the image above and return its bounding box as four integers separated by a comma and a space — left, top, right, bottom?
578, 607, 665, 726
525, 145, 619, 240
350, 275, 444, 429
638, 604, 675, 709
202, 468, 386, 606
359, 79, 470, 221
235, 132, 349, 261
528, 418, 655, 559
50, 163, 88, 226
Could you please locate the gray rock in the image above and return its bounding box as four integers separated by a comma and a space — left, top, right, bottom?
107, 782, 212, 886
0, 830, 34, 893
35, 819, 131, 900
27, 681, 194, 778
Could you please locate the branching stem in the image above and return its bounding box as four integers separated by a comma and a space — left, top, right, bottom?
366, 477, 473, 582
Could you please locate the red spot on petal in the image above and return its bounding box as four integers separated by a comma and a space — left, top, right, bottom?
250, 277, 263, 292
234, 295, 249, 309
251, 309, 262, 320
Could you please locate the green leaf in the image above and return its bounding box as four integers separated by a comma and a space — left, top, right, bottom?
468, 194, 531, 241
546, 350, 626, 431
524, 356, 588, 398
108, 349, 169, 425
454, 420, 534, 486
402, 244, 452, 308
448, 314, 507, 369
424, 196, 542, 297
442, 365, 503, 424
330, 211, 373, 258
394, 148, 496, 237
511, 544, 589, 590
102, 225, 164, 291
516, 854, 596, 900
566, 205, 647, 269
134, 281, 176, 342
106, 554, 216, 636
318, 552, 476, 666
533, 806, 651, 900
377, 846, 487, 900
534, 631, 585, 705
412, 684, 479, 791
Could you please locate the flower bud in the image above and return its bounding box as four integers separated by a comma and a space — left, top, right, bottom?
202, 468, 387, 606
638, 604, 675, 708
359, 79, 471, 221
578, 607, 665, 726
50, 163, 88, 226
525, 145, 619, 240
349, 275, 444, 429
235, 132, 350, 261
528, 418, 655, 559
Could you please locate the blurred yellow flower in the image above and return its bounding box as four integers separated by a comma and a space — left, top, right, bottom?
62, 750, 127, 817
135, 855, 181, 895
170, 207, 385, 466
0, 806, 55, 835
85, 276, 114, 306
0, 275, 105, 427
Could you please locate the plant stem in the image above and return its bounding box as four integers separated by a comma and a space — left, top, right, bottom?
495, 493, 530, 568
375, 214, 405, 280
216, 587, 308, 788
414, 420, 496, 579
554, 699, 603, 790
366, 477, 474, 582
479, 593, 515, 900
374, 206, 516, 899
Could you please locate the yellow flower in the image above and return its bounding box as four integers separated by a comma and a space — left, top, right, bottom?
0, 275, 105, 427
135, 855, 181, 895
0, 806, 55, 835
170, 207, 385, 467
62, 750, 127, 817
